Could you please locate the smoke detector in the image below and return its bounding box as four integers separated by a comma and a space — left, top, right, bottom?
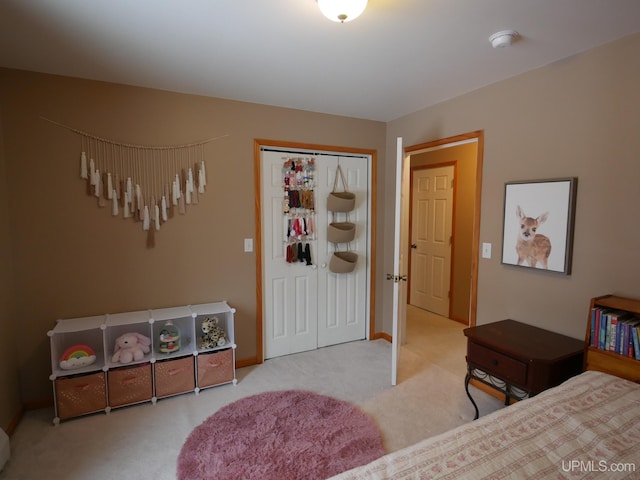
489, 30, 519, 48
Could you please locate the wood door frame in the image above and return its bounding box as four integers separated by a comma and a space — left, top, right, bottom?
253, 139, 377, 364
407, 162, 457, 316
404, 130, 483, 327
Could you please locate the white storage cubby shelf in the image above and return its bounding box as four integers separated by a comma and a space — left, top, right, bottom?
48, 301, 237, 424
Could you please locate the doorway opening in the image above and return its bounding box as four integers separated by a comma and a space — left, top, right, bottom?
395, 130, 483, 383
403, 131, 483, 328
408, 163, 455, 317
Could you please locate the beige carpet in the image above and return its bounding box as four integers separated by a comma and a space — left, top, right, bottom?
363, 306, 505, 452
0, 307, 503, 480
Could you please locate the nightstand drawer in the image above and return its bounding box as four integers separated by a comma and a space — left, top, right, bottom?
468, 342, 527, 385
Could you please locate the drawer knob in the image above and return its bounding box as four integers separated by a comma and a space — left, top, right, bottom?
491, 359, 499, 366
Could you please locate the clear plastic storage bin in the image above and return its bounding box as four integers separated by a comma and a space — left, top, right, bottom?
104, 310, 153, 369
150, 306, 196, 360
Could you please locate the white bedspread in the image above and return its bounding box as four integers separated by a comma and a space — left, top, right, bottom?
330, 371, 640, 479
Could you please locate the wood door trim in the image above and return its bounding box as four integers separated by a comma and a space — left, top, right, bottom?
253, 139, 377, 363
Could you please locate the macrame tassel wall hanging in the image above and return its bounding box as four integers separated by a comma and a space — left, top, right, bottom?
45, 116, 228, 248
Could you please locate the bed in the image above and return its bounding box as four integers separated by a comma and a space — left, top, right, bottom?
330, 371, 640, 479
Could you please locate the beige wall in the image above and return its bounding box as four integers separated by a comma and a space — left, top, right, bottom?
0, 103, 21, 431
386, 32, 640, 339
410, 142, 477, 322
0, 68, 386, 410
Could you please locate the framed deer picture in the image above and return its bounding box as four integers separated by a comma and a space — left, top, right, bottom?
501, 178, 577, 274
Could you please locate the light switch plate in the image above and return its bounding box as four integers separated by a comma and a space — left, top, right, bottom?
482, 242, 492, 259
244, 238, 253, 253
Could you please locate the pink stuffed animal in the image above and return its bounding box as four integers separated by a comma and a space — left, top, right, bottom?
111, 332, 151, 364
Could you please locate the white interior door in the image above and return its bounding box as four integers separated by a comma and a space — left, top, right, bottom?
409, 165, 453, 316
262, 153, 318, 358
261, 150, 369, 359
317, 157, 368, 348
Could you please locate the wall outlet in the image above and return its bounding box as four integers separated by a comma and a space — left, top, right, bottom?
482, 242, 492, 259
244, 238, 253, 253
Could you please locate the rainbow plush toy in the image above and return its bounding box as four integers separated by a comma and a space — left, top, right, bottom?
59, 344, 97, 370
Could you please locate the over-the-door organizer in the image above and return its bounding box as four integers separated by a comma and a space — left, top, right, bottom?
283, 157, 316, 265
327, 164, 357, 273
48, 301, 236, 424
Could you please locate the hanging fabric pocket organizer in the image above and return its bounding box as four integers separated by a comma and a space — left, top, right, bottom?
282, 157, 315, 266
327, 164, 357, 273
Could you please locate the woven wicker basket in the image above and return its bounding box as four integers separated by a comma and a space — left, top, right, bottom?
327, 222, 356, 243
329, 251, 358, 273
327, 165, 355, 212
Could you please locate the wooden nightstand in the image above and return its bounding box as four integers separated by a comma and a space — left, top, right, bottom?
464, 319, 584, 419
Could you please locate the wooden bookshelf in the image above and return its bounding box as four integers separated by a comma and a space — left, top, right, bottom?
584, 294, 640, 383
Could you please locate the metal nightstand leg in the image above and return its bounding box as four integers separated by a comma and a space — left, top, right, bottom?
464, 371, 480, 420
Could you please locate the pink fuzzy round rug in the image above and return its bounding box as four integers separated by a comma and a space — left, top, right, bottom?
177, 390, 385, 479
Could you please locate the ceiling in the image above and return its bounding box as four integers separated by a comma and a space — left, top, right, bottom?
1, 0, 639, 122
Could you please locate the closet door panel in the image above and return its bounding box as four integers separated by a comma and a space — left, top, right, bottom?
317, 156, 368, 348
262, 151, 318, 359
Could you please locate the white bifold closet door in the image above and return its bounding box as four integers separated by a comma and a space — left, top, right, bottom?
261, 150, 369, 359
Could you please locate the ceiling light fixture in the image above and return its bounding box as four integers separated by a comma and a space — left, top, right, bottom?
317, 0, 368, 23
489, 30, 519, 48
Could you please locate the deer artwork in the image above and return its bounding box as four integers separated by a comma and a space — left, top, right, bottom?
515, 205, 551, 269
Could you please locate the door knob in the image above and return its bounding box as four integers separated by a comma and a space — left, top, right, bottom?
386, 274, 408, 282
411, 244, 417, 249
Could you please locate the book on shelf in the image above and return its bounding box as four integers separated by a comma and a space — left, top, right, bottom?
629, 318, 640, 360
590, 307, 600, 348
590, 306, 640, 359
